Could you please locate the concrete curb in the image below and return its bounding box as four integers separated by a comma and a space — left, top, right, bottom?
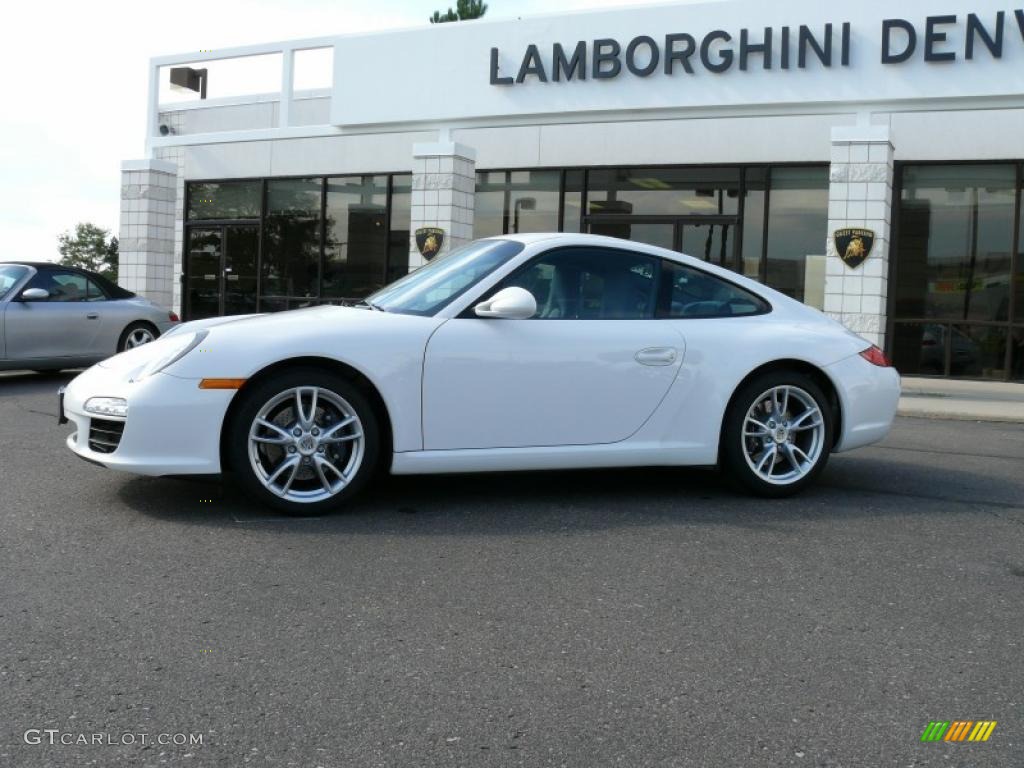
898, 377, 1024, 423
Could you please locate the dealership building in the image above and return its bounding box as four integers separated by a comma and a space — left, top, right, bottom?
120, 0, 1024, 380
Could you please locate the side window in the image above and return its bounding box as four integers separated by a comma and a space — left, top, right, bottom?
49, 272, 90, 302
661, 261, 769, 318
86, 278, 107, 302
24, 270, 89, 302
499, 247, 658, 320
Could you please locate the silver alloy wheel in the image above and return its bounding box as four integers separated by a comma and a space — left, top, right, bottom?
125, 327, 156, 348
247, 386, 365, 503
741, 385, 825, 486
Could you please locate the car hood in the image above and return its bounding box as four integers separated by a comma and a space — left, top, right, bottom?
161, 305, 444, 380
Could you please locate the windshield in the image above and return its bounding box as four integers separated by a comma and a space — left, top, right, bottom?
0, 265, 28, 300
367, 239, 525, 316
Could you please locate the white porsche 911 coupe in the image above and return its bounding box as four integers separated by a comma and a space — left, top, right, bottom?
60, 233, 899, 514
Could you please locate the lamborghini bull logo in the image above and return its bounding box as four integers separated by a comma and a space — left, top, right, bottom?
415, 227, 445, 261
833, 228, 875, 270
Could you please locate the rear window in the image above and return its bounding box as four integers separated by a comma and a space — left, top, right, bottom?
660, 261, 769, 318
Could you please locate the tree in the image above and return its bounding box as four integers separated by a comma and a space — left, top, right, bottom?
58, 223, 119, 280
430, 0, 487, 23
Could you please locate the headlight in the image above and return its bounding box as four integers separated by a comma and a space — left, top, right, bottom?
131, 330, 208, 381
84, 397, 128, 418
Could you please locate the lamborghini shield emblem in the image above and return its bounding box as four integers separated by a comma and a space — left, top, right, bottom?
415, 227, 445, 261
833, 228, 875, 270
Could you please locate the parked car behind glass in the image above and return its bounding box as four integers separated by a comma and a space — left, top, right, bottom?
0, 262, 178, 372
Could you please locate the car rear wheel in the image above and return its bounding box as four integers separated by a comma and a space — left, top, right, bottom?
721, 371, 833, 497
227, 368, 379, 515
118, 322, 158, 351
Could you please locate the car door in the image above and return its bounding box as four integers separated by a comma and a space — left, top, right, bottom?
422, 246, 685, 450
4, 269, 106, 361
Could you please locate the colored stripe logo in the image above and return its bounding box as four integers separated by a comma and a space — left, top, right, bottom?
920, 721, 997, 742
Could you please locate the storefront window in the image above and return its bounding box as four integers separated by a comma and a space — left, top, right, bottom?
1015, 196, 1024, 380
388, 174, 412, 284
474, 171, 506, 238
323, 175, 388, 298
509, 170, 560, 234
741, 168, 767, 281
896, 165, 1016, 322
262, 178, 322, 298
187, 181, 261, 220
473, 170, 562, 236
563, 170, 584, 234
893, 164, 1019, 379
764, 167, 829, 306
587, 167, 740, 217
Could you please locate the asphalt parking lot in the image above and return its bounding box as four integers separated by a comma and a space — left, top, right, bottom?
1, 371, 1022, 767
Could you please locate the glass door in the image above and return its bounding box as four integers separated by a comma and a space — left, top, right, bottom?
186, 228, 222, 320
186, 225, 260, 319
223, 225, 259, 316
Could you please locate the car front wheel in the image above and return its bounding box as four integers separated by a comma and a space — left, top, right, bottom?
721, 371, 833, 497
227, 368, 379, 515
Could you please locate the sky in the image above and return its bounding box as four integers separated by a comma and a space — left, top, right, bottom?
0, 0, 673, 262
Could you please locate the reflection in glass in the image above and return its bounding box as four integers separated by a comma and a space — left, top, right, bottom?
509, 170, 560, 233
388, 174, 412, 284
224, 226, 258, 316
741, 169, 767, 280
896, 165, 1015, 321
563, 170, 584, 234
681, 222, 734, 269
765, 167, 829, 303
1012, 326, 1024, 381
186, 228, 222, 320
187, 181, 261, 220
474, 171, 507, 238
954, 324, 1007, 379
587, 167, 740, 217
262, 178, 322, 297
588, 220, 674, 250
473, 171, 561, 236
324, 175, 388, 298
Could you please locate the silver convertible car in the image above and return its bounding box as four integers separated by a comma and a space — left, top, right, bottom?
0, 262, 178, 372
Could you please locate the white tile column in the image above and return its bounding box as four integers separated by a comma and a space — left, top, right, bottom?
410, 142, 476, 269
118, 158, 178, 309
823, 125, 895, 348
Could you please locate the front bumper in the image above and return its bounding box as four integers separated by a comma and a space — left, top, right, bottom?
62, 364, 234, 476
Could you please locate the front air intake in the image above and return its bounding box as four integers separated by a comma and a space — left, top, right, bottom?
88, 418, 125, 454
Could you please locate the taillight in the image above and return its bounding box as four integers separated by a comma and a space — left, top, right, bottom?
169, 312, 180, 323
859, 345, 891, 367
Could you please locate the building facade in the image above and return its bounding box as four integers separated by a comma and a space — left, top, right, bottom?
121, 0, 1024, 380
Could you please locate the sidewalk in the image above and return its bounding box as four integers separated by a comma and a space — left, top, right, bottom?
899, 377, 1024, 423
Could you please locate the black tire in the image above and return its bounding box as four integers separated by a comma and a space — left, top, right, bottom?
118, 321, 159, 352
721, 370, 834, 498
226, 367, 380, 516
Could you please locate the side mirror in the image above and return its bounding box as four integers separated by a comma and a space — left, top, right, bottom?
19, 288, 50, 302
474, 287, 537, 320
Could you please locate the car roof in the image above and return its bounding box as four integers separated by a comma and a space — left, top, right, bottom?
490, 232, 691, 262
1, 261, 75, 270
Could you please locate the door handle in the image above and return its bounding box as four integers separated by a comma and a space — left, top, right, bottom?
86, 312, 99, 320
635, 347, 677, 366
